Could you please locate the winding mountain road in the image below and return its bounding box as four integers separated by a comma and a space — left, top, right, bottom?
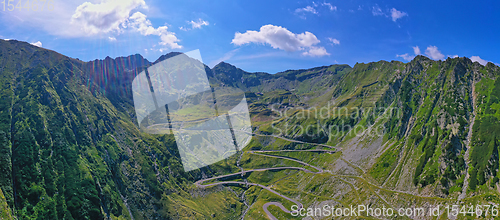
235, 130, 339, 150
194, 115, 475, 220
195, 149, 335, 219
262, 202, 292, 220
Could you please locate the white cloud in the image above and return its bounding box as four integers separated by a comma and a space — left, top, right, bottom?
372, 6, 407, 22
232, 25, 319, 51
30, 41, 42, 47
328, 38, 340, 45
295, 6, 318, 14
159, 34, 182, 49
294, 2, 336, 18
68, 0, 181, 49
413, 46, 421, 55
180, 18, 209, 31
396, 46, 422, 61
470, 56, 488, 66
128, 12, 181, 49
302, 46, 330, 57
396, 53, 414, 61
390, 8, 407, 22
372, 5, 385, 16
189, 19, 209, 29
425, 46, 445, 60
1, 0, 183, 51
231, 24, 328, 57
399, 45, 458, 61
1, 1, 90, 37
321, 2, 337, 11
128, 12, 165, 36
71, 0, 146, 35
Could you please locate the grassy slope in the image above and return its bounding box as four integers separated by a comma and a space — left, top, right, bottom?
2, 39, 500, 219
0, 188, 13, 220
213, 56, 500, 220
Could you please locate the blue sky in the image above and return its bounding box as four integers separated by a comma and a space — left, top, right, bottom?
0, 0, 498, 73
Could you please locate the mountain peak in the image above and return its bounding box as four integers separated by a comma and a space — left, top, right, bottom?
213, 61, 237, 69
413, 55, 431, 61
153, 52, 183, 64
212, 61, 246, 74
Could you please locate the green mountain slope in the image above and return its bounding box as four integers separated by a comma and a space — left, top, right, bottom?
1, 39, 500, 219
210, 55, 500, 219
0, 40, 242, 219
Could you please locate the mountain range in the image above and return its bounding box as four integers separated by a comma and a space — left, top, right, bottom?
0, 39, 499, 219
